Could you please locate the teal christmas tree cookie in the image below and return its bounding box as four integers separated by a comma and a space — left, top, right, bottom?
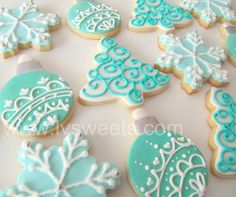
221, 23, 236, 67
79, 37, 170, 108
179, 0, 236, 28
128, 108, 209, 197
155, 30, 229, 94
0, 55, 73, 136
0, 0, 61, 59
128, 0, 193, 33
0, 131, 122, 196
67, 0, 121, 39
207, 88, 236, 177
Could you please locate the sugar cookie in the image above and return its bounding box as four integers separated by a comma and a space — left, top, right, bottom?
0, 0, 61, 59
155, 30, 229, 94
0, 55, 74, 136
67, 0, 121, 39
129, 0, 193, 33
128, 108, 209, 197
220, 23, 236, 67
0, 131, 122, 196
79, 37, 170, 108
179, 0, 236, 28
206, 87, 236, 177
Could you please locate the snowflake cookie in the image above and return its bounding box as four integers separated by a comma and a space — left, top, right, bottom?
0, 0, 61, 59
79, 37, 170, 108
179, 0, 236, 28
128, 0, 193, 33
0, 55, 73, 136
67, 0, 121, 39
220, 23, 236, 67
128, 108, 209, 197
207, 88, 236, 177
0, 131, 122, 196
155, 31, 229, 94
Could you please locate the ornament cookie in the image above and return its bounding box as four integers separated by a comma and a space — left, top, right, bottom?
207, 88, 236, 177
128, 0, 193, 33
128, 108, 209, 197
0, 0, 61, 59
155, 31, 229, 94
179, 0, 236, 28
79, 37, 170, 108
0, 131, 122, 196
67, 0, 121, 39
0, 55, 73, 136
220, 23, 236, 67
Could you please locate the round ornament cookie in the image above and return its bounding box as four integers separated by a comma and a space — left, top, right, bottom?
129, 0, 193, 33
128, 108, 209, 197
155, 30, 229, 94
67, 0, 121, 39
0, 131, 122, 196
179, 0, 236, 28
0, 0, 61, 59
220, 23, 236, 67
0, 55, 74, 136
207, 88, 236, 177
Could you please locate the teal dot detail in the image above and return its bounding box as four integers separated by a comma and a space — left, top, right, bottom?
128, 130, 208, 197
0, 71, 73, 135
80, 37, 170, 107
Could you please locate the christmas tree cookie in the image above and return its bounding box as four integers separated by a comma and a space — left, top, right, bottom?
128, 108, 209, 197
128, 0, 193, 33
0, 131, 122, 196
155, 31, 229, 94
179, 0, 236, 28
67, 0, 121, 39
79, 37, 170, 108
207, 88, 236, 177
0, 0, 61, 59
0, 55, 74, 136
220, 23, 236, 67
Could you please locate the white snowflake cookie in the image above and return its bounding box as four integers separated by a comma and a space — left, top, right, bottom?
0, 0, 61, 59
0, 131, 122, 197
179, 0, 236, 28
155, 31, 229, 94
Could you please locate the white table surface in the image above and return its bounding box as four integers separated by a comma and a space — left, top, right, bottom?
0, 0, 236, 196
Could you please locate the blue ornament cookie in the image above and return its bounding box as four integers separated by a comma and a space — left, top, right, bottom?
129, 0, 193, 33
0, 131, 122, 196
207, 88, 236, 177
0, 0, 61, 59
128, 108, 209, 197
0, 55, 73, 136
67, 0, 121, 39
79, 37, 170, 108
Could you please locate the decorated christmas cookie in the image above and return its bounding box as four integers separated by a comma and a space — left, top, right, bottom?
67, 0, 121, 39
207, 88, 236, 177
79, 37, 170, 108
0, 55, 73, 136
179, 0, 236, 28
0, 0, 61, 59
0, 131, 122, 196
128, 108, 209, 197
128, 0, 193, 33
155, 31, 229, 94
220, 23, 236, 67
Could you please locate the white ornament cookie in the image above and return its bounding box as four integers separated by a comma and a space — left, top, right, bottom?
0, 131, 122, 196
155, 30, 229, 94
67, 0, 121, 39
0, 55, 74, 136
0, 0, 61, 59
128, 108, 209, 197
179, 0, 236, 28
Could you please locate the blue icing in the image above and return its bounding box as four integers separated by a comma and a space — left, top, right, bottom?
0, 132, 121, 197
